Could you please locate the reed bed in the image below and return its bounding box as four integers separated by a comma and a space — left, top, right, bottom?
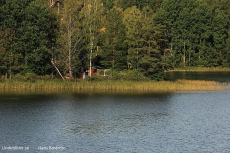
0, 79, 227, 91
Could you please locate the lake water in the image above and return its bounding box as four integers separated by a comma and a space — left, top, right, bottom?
1, 72, 230, 153
165, 71, 230, 82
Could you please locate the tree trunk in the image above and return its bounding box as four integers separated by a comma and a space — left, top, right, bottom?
51, 60, 65, 81
67, 17, 73, 78
183, 41, 186, 67
5, 70, 8, 79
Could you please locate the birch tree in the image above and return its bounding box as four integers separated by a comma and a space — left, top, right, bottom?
58, 0, 84, 78
80, 0, 103, 76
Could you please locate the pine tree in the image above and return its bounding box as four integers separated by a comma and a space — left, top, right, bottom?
99, 7, 127, 70
123, 6, 142, 69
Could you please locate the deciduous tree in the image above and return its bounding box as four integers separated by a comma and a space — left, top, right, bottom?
58, 0, 85, 78
0, 27, 15, 78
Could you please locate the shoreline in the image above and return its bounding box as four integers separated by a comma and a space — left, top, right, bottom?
166, 67, 230, 72
0, 80, 228, 92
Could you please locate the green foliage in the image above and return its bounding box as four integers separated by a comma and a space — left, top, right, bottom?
110, 69, 149, 81
158, 0, 229, 68
84, 69, 149, 81
123, 6, 142, 69
107, 70, 124, 80
0, 27, 14, 71
13, 73, 37, 81
57, 0, 85, 78
99, 7, 127, 70
22, 0, 54, 75
121, 70, 149, 81
1, 0, 230, 81
0, 0, 56, 76
27, 47, 51, 75
12, 73, 52, 81
101, 0, 114, 10
113, 0, 163, 10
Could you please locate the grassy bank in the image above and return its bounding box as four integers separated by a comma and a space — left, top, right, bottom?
167, 67, 230, 72
0, 79, 227, 91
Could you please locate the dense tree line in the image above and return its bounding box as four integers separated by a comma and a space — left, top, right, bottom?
0, 0, 230, 80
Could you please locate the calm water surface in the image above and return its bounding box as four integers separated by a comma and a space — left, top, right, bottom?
0, 89, 230, 153
165, 71, 230, 82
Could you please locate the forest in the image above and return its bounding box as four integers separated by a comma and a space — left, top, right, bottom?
1, 0, 230, 81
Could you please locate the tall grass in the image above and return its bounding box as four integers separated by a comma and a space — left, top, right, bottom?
0, 79, 227, 91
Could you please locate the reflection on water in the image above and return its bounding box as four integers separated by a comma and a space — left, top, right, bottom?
1, 90, 230, 152
165, 71, 230, 82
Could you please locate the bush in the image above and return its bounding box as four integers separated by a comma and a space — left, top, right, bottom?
25, 73, 37, 80
107, 70, 124, 80
122, 70, 149, 81
0, 75, 6, 82
13, 74, 24, 81
12, 73, 37, 81
148, 71, 164, 81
